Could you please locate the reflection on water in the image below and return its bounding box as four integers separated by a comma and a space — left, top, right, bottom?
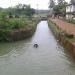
0, 21, 75, 75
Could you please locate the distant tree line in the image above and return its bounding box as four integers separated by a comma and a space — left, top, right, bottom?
0, 4, 35, 18
49, 0, 68, 17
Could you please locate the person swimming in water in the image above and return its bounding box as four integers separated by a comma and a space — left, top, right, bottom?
34, 44, 38, 48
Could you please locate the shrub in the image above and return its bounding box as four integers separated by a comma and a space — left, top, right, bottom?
8, 18, 29, 29
0, 15, 36, 42
0, 29, 11, 42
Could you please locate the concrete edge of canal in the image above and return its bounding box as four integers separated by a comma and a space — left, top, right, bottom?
48, 19, 75, 58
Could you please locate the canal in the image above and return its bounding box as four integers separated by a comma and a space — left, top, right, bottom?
0, 21, 75, 75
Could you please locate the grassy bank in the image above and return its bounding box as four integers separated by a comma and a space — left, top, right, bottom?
0, 17, 38, 42
48, 19, 62, 38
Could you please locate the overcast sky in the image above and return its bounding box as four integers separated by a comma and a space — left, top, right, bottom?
0, 0, 70, 10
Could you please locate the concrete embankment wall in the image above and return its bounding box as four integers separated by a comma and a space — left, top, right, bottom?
48, 20, 75, 58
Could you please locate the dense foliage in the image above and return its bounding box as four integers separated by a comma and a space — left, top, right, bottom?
0, 4, 36, 42
49, 0, 67, 17
0, 4, 35, 17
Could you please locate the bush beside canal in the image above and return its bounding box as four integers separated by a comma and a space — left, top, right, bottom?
0, 17, 39, 42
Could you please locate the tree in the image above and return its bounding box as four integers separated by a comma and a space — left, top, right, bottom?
24, 5, 35, 17
58, 0, 65, 5
49, 0, 55, 8
22, 4, 26, 10
15, 4, 23, 15
53, 0, 67, 17
6, 4, 35, 17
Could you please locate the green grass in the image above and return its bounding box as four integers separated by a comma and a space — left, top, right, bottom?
0, 17, 38, 29
9, 18, 29, 29
65, 35, 75, 42
48, 20, 61, 33
0, 17, 38, 42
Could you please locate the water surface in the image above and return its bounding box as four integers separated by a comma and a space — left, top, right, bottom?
0, 21, 75, 75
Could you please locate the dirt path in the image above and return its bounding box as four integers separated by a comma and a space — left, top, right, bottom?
51, 18, 75, 35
